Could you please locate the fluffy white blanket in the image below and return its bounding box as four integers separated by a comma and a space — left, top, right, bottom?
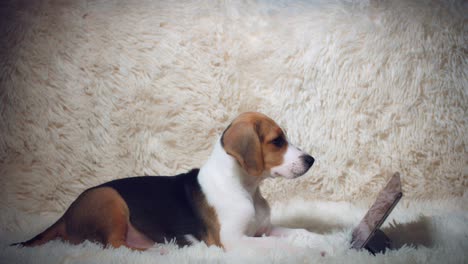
0, 0, 466, 263
2, 198, 468, 263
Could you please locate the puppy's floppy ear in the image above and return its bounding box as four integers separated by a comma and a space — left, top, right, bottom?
221, 121, 264, 176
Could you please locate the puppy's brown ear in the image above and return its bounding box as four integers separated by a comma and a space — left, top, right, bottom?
221, 122, 264, 176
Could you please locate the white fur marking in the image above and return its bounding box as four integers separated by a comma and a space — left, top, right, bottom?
198, 138, 270, 247
270, 144, 310, 179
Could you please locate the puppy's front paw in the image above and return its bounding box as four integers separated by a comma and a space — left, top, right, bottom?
147, 245, 169, 255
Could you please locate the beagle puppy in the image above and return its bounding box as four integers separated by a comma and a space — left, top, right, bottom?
13, 112, 316, 252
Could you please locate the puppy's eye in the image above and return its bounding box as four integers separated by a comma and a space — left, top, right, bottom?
271, 137, 285, 148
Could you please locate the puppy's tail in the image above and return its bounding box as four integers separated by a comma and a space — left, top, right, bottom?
10, 218, 65, 247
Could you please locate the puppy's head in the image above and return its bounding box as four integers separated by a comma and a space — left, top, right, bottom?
221, 112, 314, 179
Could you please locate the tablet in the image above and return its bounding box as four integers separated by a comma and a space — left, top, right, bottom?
350, 172, 403, 254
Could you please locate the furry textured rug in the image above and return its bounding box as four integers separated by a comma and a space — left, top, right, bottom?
0, 0, 466, 263
1, 198, 468, 263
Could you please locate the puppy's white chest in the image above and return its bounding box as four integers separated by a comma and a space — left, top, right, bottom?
226, 199, 269, 237
197, 140, 272, 241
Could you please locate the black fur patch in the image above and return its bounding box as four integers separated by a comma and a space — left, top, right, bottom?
98, 169, 206, 246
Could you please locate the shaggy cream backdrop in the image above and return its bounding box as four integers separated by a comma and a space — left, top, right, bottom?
0, 0, 467, 263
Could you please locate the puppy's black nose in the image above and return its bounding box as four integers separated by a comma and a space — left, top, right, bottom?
302, 155, 315, 167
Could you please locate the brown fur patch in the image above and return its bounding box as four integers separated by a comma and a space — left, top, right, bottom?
62, 187, 130, 247
222, 112, 288, 175
193, 191, 223, 248
222, 119, 264, 176
18, 187, 137, 249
